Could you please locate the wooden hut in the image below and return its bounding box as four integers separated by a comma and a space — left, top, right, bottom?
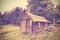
20, 12, 49, 34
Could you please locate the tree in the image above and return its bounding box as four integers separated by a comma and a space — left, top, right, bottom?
27, 0, 58, 22
56, 4, 60, 20
10, 7, 24, 26
1, 7, 25, 26
0, 12, 1, 18
56, 4, 60, 13
27, 0, 53, 14
0, 12, 2, 25
2, 11, 11, 25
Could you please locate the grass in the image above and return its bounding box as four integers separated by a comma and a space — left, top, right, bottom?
0, 24, 60, 40
0, 24, 31, 40
0, 24, 20, 34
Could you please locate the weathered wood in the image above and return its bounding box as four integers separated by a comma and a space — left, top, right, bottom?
38, 22, 41, 27
21, 20, 26, 33
26, 20, 32, 34
29, 20, 32, 33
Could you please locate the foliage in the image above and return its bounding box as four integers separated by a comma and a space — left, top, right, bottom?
1, 7, 25, 26
10, 7, 24, 25
56, 4, 60, 13
0, 12, 3, 26
0, 0, 60, 26
27, 0, 60, 22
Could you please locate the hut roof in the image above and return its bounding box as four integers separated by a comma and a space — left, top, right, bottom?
23, 12, 49, 22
